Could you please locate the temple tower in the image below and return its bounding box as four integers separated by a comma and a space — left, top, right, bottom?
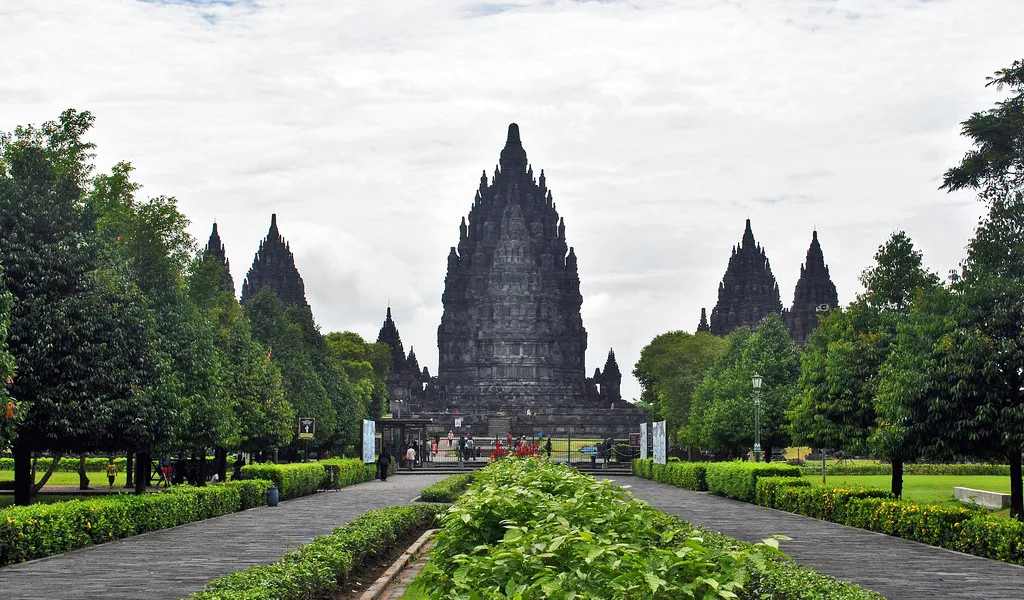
434, 123, 589, 408
240, 214, 309, 309
709, 219, 783, 336
696, 308, 711, 333
376, 307, 424, 417
783, 231, 838, 345
204, 222, 235, 295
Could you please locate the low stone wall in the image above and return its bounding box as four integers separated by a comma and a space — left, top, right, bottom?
954, 486, 1010, 510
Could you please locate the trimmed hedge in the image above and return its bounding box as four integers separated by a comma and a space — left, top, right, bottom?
419, 473, 474, 503
317, 458, 378, 489
237, 462, 326, 500
0, 480, 271, 566
223, 479, 274, 510
187, 503, 446, 600
0, 456, 127, 473
632, 458, 710, 490
800, 463, 1011, 476
705, 462, 803, 502
754, 476, 812, 507
754, 481, 1024, 565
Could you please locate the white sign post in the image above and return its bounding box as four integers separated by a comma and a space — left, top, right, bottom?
640, 423, 648, 460
653, 420, 667, 465
361, 419, 376, 463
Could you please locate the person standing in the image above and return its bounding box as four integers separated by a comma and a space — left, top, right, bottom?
106, 458, 117, 488
448, 430, 455, 447
545, 438, 552, 459
377, 447, 392, 482
406, 444, 416, 468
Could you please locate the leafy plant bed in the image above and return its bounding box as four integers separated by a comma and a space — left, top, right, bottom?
417, 457, 881, 599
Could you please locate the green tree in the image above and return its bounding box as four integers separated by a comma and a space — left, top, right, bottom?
189, 252, 295, 457
790, 231, 939, 496
740, 313, 800, 460
89, 160, 231, 487
0, 110, 172, 503
325, 331, 391, 421
941, 59, 1024, 194
246, 288, 334, 453
686, 328, 753, 457
0, 263, 19, 452
633, 330, 725, 449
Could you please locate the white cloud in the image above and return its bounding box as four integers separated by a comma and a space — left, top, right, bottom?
1, 0, 1019, 401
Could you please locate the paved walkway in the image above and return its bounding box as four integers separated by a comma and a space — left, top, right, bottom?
0, 474, 446, 600
621, 476, 1024, 600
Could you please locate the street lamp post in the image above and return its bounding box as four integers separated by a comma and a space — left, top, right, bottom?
752, 373, 762, 463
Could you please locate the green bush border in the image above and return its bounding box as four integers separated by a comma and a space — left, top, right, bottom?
705, 461, 803, 502
0, 480, 271, 566
419, 473, 474, 503
187, 503, 446, 600
632, 458, 710, 490
800, 463, 1011, 476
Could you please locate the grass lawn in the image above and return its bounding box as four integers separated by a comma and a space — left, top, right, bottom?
810, 474, 1010, 506
0, 470, 129, 488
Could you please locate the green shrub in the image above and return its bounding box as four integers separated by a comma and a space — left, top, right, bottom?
223, 479, 273, 510
420, 473, 474, 503
633, 458, 709, 490
188, 503, 445, 600
771, 485, 892, 521
237, 462, 326, 500
705, 462, 803, 502
0, 485, 249, 566
317, 458, 377, 488
800, 463, 1011, 476
754, 476, 811, 507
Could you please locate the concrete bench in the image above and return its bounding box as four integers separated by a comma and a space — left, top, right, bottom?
954, 486, 1010, 510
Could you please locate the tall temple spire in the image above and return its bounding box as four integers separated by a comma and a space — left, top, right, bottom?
375, 307, 423, 416
696, 307, 710, 333
435, 123, 591, 406
601, 348, 622, 402
240, 214, 309, 308
204, 222, 235, 294
784, 230, 839, 345
709, 219, 783, 335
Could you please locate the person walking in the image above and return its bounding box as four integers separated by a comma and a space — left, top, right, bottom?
106, 458, 117, 488
406, 444, 417, 468
448, 430, 454, 447
545, 438, 552, 459
377, 447, 392, 482
458, 435, 466, 464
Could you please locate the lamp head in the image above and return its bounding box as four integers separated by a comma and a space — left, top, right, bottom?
752, 373, 762, 390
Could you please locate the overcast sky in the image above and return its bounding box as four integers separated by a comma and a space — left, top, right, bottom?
2, 0, 1020, 401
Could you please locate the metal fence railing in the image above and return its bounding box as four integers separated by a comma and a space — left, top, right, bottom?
399, 437, 637, 467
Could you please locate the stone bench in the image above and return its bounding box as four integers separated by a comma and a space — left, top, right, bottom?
954, 486, 1010, 510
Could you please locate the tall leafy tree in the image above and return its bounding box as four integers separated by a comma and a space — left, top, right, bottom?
739, 313, 800, 460
0, 263, 19, 452
0, 110, 169, 502
791, 231, 939, 496
686, 328, 753, 457
325, 331, 391, 422
633, 331, 725, 449
189, 252, 294, 458
246, 288, 334, 453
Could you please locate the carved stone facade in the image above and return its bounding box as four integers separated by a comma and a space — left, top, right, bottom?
708, 219, 783, 336
204, 223, 235, 295
240, 214, 309, 309
782, 231, 839, 345
406, 124, 646, 437
700, 222, 838, 346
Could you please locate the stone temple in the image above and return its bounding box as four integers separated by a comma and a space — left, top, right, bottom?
700, 220, 837, 344
384, 124, 647, 437
240, 214, 309, 309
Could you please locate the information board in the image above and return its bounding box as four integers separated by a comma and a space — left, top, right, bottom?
640, 423, 648, 460
298, 417, 315, 440
653, 420, 667, 465
361, 419, 376, 463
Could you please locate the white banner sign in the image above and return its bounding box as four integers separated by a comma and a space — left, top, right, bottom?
640, 423, 648, 460
361, 419, 376, 463
653, 420, 667, 465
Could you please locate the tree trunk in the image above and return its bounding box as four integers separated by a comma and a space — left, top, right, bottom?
764, 445, 773, 463
1009, 449, 1022, 520
215, 447, 227, 483
78, 453, 90, 490
891, 459, 904, 499
13, 439, 32, 506
125, 453, 134, 488
197, 451, 207, 486
135, 452, 150, 494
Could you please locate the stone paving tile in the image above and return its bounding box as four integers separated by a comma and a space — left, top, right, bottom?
621, 476, 1024, 600
0, 474, 446, 600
